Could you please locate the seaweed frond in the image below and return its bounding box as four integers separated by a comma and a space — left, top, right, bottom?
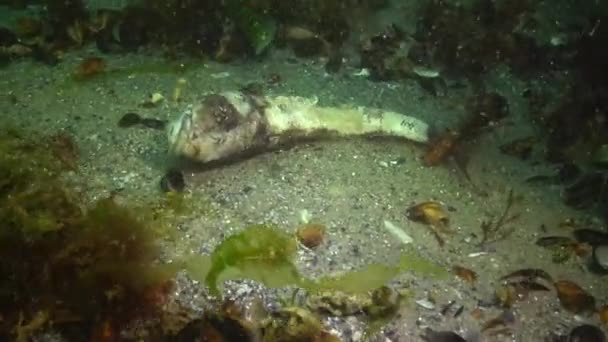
477, 189, 521, 246
187, 224, 446, 297
0, 129, 176, 341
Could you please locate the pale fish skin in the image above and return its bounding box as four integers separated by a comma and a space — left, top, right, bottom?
167, 91, 429, 164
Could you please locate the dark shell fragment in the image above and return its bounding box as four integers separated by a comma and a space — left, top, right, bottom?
118, 112, 142, 127
160, 168, 185, 193
568, 324, 606, 342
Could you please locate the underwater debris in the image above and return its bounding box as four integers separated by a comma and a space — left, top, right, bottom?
118, 112, 142, 127
170, 297, 269, 341
172, 78, 188, 102
160, 168, 186, 193
495, 281, 551, 308
500, 268, 553, 283
359, 24, 446, 94
296, 223, 326, 249
463, 92, 510, 136
496, 271, 600, 317
481, 310, 515, 337
281, 25, 332, 58
141, 92, 165, 108
75, 56, 106, 79
117, 112, 167, 130
422, 91, 509, 193
305, 285, 404, 321
477, 190, 520, 246
262, 306, 341, 342
406, 201, 451, 246
494, 283, 537, 308
383, 219, 413, 245
306, 291, 368, 317
554, 280, 596, 314
201, 300, 262, 342
423, 130, 461, 167
452, 265, 477, 285
535, 236, 591, 263
496, 268, 553, 307
421, 328, 466, 342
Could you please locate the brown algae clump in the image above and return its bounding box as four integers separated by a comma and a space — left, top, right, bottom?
0, 130, 176, 341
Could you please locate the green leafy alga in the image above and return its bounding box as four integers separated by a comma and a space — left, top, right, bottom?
187, 224, 446, 296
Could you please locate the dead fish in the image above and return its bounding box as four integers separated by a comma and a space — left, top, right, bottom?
167, 91, 429, 164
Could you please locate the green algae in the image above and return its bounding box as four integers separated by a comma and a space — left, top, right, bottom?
312, 252, 447, 294
225, 0, 277, 55
201, 224, 300, 295
186, 224, 446, 296
0, 127, 446, 338
232, 6, 277, 55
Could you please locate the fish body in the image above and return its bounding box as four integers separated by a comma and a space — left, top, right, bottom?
168, 91, 429, 163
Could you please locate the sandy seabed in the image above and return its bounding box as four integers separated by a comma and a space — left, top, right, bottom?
1, 45, 607, 341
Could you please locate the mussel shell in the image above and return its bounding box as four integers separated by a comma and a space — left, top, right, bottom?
591, 245, 608, 275
421, 328, 466, 342
118, 112, 142, 127
568, 324, 606, 342
574, 229, 608, 246
160, 168, 186, 193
